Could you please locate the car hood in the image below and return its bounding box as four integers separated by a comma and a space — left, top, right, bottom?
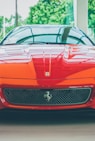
0, 44, 95, 80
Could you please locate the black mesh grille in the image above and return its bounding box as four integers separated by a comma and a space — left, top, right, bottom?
3, 88, 91, 106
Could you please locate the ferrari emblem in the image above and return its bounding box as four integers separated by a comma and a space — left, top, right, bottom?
44, 91, 52, 102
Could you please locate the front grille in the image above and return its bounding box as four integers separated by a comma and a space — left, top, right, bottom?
3, 88, 91, 106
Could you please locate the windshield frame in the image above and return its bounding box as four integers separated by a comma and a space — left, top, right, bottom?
0, 25, 95, 46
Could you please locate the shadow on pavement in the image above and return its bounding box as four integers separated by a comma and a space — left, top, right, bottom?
0, 109, 95, 125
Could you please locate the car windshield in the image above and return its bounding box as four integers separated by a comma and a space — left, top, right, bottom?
1, 25, 94, 46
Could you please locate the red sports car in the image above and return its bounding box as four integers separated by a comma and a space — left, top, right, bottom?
0, 24, 95, 110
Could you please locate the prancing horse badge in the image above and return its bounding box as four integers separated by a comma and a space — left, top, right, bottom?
44, 91, 52, 102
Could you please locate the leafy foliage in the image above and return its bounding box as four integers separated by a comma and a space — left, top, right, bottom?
0, 15, 25, 41
88, 0, 95, 28
0, 0, 95, 41
0, 17, 4, 40
26, 0, 74, 25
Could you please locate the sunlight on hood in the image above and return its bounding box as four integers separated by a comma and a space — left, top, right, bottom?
0, 44, 95, 63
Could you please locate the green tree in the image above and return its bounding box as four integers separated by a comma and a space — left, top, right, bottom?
88, 0, 95, 39
0, 17, 4, 40
26, 0, 74, 25
0, 17, 3, 28
88, 0, 95, 28
0, 14, 26, 41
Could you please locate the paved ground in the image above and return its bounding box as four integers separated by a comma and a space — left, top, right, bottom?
0, 109, 95, 141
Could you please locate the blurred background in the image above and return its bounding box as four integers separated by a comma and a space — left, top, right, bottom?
0, 0, 95, 42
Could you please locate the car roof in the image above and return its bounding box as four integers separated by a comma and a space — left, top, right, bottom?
13, 24, 86, 38
1, 24, 94, 46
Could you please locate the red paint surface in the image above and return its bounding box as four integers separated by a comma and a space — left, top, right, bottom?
0, 44, 95, 110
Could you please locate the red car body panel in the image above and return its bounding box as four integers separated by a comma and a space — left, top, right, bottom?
0, 44, 95, 110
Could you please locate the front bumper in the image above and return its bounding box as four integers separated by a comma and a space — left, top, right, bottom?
0, 78, 95, 110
